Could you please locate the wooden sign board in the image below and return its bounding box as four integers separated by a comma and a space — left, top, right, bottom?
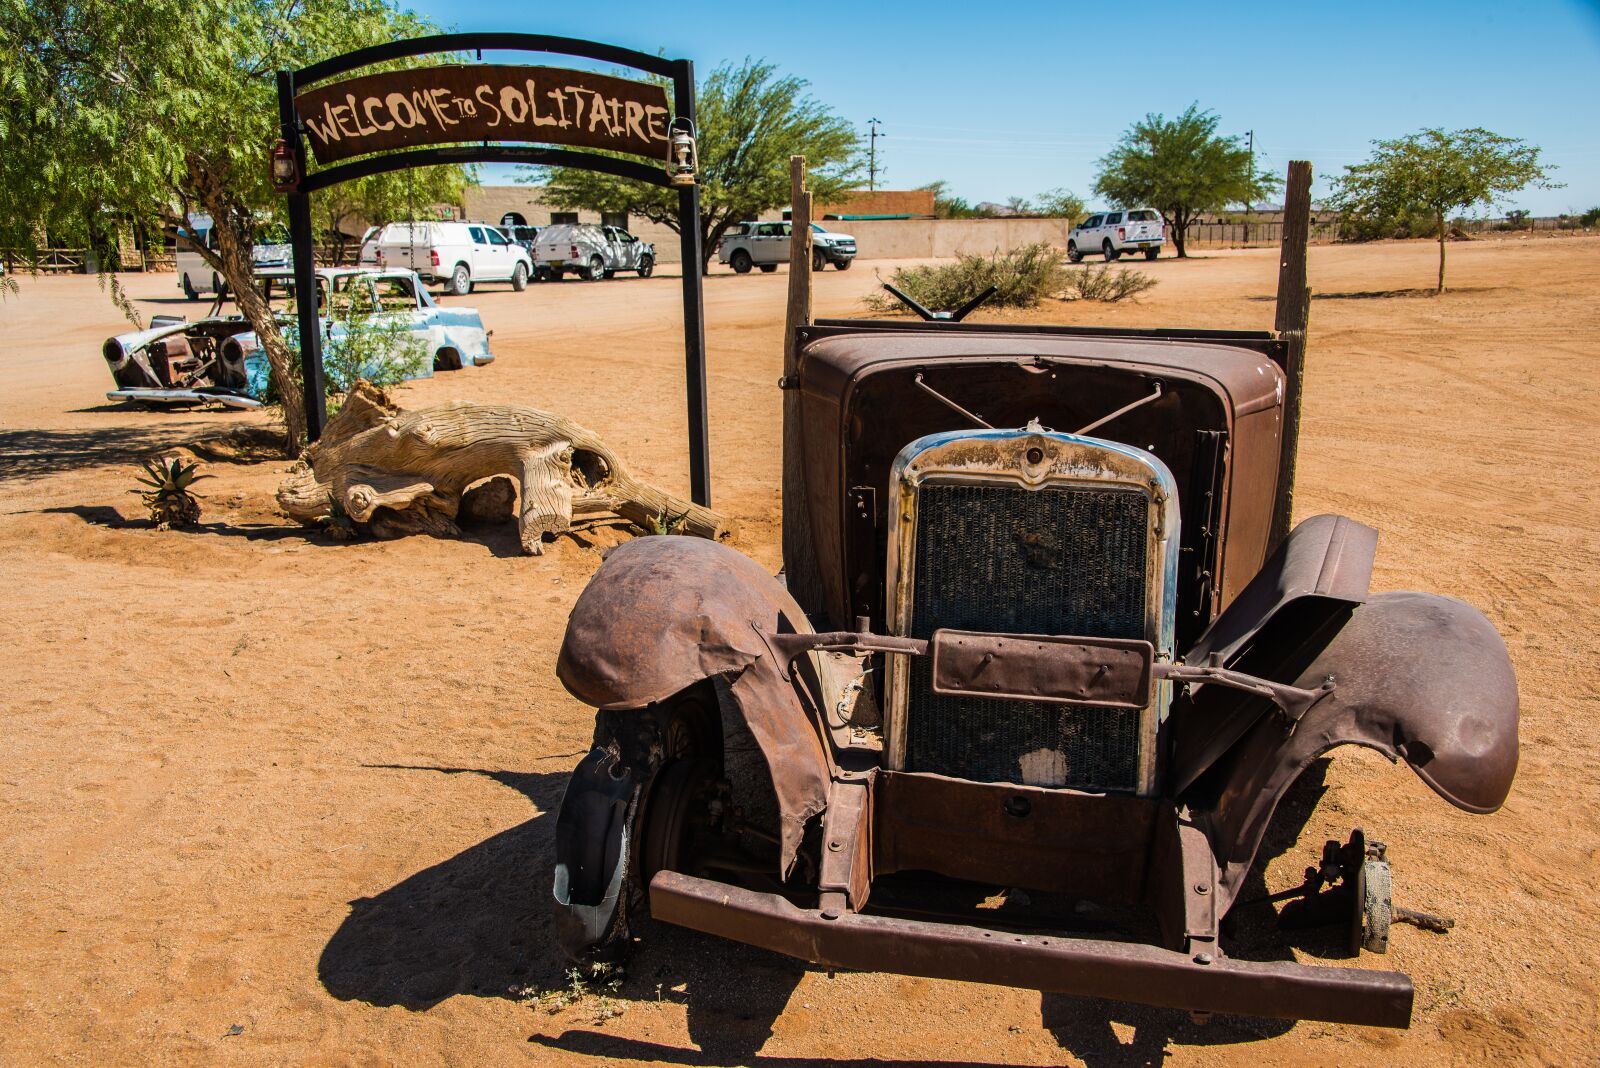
296, 64, 672, 165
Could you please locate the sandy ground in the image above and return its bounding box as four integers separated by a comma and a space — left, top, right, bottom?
1, 234, 1597, 1066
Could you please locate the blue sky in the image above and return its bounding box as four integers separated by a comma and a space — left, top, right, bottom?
405, 0, 1600, 216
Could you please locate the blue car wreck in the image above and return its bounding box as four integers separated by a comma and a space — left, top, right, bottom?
103, 268, 493, 409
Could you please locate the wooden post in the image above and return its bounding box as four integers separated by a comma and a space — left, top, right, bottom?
781, 156, 825, 618
1268, 160, 1313, 552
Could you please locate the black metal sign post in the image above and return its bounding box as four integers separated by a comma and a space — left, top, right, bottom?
274, 34, 712, 506
275, 70, 327, 443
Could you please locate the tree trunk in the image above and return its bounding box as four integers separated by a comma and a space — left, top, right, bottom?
190, 181, 308, 453
1172, 215, 1189, 258
1436, 210, 1447, 294
276, 383, 735, 553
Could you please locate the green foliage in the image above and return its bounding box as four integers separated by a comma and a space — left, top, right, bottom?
1582, 207, 1600, 228
918, 180, 991, 219
1029, 187, 1086, 220
865, 243, 1067, 312
312, 166, 473, 257
132, 456, 211, 529
0, 0, 464, 449
917, 181, 1083, 220
1062, 263, 1158, 302
1092, 104, 1280, 257
1335, 205, 1441, 242
1327, 128, 1557, 290
277, 283, 429, 404
531, 59, 862, 270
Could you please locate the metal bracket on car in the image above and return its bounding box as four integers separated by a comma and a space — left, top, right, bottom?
1158, 661, 1333, 723
761, 623, 928, 676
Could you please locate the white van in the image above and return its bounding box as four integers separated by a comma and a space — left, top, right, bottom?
359, 221, 533, 295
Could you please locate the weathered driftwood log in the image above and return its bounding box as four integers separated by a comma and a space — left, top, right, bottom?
276, 383, 734, 554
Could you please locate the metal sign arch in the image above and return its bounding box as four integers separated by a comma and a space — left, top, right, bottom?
275, 33, 710, 506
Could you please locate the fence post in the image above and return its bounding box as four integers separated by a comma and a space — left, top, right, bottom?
1269, 160, 1314, 552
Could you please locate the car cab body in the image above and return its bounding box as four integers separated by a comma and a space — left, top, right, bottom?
718, 222, 856, 273
549, 303, 1519, 1031
1069, 208, 1166, 262
359, 221, 533, 295
103, 268, 493, 409
532, 223, 656, 281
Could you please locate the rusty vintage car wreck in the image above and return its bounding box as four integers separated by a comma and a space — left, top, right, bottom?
549, 178, 1518, 1029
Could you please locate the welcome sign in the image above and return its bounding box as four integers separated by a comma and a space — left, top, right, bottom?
295, 64, 673, 165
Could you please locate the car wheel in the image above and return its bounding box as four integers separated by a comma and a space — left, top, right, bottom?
434, 347, 462, 372
834, 258, 851, 271
511, 262, 529, 291
637, 255, 654, 278
584, 255, 604, 281
1144, 248, 1159, 261
447, 263, 471, 295
730, 249, 752, 274
181, 273, 199, 300
1067, 242, 1082, 264
812, 250, 826, 272
759, 263, 778, 273
1103, 240, 1120, 262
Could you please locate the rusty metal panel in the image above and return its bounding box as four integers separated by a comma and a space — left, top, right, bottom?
295, 64, 672, 165
930, 630, 1153, 709
873, 771, 1157, 900
649, 870, 1414, 1028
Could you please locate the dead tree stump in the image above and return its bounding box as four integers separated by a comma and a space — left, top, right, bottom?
276, 383, 734, 554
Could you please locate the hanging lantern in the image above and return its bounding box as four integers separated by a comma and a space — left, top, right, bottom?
270, 138, 298, 192
667, 119, 698, 187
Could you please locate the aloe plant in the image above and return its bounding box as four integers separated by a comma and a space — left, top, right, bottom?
133, 457, 211, 529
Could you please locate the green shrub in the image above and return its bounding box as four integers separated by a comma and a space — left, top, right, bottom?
1063, 263, 1159, 302
1336, 207, 1440, 241
1581, 207, 1600, 227
865, 242, 1067, 313
273, 283, 430, 409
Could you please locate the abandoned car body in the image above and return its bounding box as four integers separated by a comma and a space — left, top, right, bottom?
102, 268, 493, 409
551, 316, 1519, 1029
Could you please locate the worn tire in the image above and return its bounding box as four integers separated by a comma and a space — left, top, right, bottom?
584, 255, 604, 281
1103, 240, 1120, 262
511, 262, 529, 291
835, 257, 851, 271
730, 249, 752, 275
759, 263, 778, 273
638, 255, 654, 278
1144, 247, 1159, 261
811, 249, 826, 272
447, 263, 471, 296
1067, 242, 1082, 264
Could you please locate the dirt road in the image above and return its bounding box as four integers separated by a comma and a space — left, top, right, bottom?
1, 235, 1596, 1065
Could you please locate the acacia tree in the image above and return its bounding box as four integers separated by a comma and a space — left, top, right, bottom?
1093, 104, 1279, 257
0, 0, 457, 452
1327, 128, 1556, 293
311, 167, 471, 264
533, 59, 862, 273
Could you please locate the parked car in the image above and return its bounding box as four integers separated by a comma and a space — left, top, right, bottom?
497, 223, 542, 261
550, 292, 1518, 1030
103, 268, 493, 409
359, 221, 532, 295
533, 223, 655, 281
175, 214, 292, 300
717, 221, 856, 273
1069, 208, 1165, 261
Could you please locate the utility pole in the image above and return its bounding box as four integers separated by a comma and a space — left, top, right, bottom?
1244, 129, 1254, 244
867, 118, 884, 190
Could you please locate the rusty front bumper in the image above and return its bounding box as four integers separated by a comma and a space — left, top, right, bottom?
650, 870, 1413, 1028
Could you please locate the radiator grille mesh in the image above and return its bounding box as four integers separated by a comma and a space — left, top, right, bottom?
904, 482, 1149, 790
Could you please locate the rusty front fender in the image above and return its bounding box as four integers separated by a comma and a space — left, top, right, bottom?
557, 536, 832, 874
1203, 590, 1519, 912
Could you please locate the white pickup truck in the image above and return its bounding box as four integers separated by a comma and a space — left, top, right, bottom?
359, 221, 533, 295
1068, 209, 1165, 262
717, 222, 856, 273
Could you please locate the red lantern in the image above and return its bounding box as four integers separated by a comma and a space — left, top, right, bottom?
270, 139, 298, 192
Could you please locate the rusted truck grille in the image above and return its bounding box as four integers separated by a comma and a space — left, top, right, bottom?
903, 483, 1148, 790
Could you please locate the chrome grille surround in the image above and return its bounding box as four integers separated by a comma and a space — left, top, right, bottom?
884, 428, 1180, 795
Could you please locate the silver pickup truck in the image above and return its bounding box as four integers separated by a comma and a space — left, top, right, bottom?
718, 221, 856, 273
1068, 209, 1165, 261
534, 223, 655, 281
